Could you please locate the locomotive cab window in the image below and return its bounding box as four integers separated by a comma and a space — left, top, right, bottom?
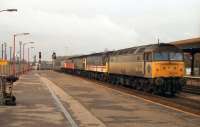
154, 52, 168, 61
169, 52, 183, 61
154, 52, 184, 61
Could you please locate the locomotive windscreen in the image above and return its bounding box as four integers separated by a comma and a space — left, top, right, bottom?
169, 52, 183, 61
154, 52, 183, 61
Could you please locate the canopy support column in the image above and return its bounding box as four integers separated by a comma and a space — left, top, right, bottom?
191, 53, 195, 76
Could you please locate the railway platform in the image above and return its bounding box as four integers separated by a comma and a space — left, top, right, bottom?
0, 72, 70, 127
185, 76, 200, 86
183, 76, 200, 95
0, 70, 200, 127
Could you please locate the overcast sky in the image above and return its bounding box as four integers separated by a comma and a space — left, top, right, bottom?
0, 0, 200, 60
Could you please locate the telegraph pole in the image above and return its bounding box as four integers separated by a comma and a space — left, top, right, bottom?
28, 47, 30, 70
19, 41, 22, 73
9, 46, 12, 75
157, 37, 160, 45
9, 47, 12, 61
33, 55, 36, 65
4, 42, 7, 60
39, 52, 41, 70
1, 43, 3, 59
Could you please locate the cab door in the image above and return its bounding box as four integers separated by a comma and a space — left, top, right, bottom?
83, 58, 87, 70
144, 52, 153, 78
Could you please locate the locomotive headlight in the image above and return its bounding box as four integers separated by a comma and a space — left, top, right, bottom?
155, 78, 164, 86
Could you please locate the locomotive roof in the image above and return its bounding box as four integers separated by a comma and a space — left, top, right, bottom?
111, 43, 181, 55
68, 51, 113, 59
111, 45, 148, 55
144, 43, 181, 52
68, 43, 181, 59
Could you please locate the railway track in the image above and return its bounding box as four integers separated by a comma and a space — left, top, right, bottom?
183, 85, 200, 95
98, 82, 200, 116
58, 71, 200, 116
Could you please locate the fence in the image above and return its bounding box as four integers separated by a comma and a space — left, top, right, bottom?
0, 60, 30, 76
0, 60, 30, 105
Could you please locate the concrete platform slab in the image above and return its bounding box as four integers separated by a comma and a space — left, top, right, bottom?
39, 70, 200, 127
0, 72, 70, 127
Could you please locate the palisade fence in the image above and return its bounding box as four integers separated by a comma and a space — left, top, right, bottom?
0, 59, 31, 105
0, 60, 29, 76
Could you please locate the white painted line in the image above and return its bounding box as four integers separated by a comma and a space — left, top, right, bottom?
46, 81, 78, 127
38, 75, 78, 127
15, 82, 41, 85
37, 74, 106, 127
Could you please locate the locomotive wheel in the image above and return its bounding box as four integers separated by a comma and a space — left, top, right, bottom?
136, 81, 142, 91
144, 83, 151, 92
152, 86, 159, 94
131, 80, 137, 89
169, 92, 175, 97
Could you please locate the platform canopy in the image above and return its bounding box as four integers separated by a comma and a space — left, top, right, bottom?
182, 48, 200, 54
171, 37, 200, 76
171, 37, 200, 51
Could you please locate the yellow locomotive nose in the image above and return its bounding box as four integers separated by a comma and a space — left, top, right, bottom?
152, 61, 184, 78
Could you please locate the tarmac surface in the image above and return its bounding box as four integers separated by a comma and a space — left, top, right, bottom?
0, 70, 200, 127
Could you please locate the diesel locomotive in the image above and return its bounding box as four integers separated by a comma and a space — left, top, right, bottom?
61, 43, 186, 96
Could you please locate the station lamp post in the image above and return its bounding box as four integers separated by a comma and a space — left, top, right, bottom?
22, 42, 35, 73
27, 47, 35, 71
29, 47, 35, 62
0, 9, 17, 13
0, 8, 18, 75
13, 33, 30, 75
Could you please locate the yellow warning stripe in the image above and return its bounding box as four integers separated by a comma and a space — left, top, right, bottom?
0, 60, 8, 65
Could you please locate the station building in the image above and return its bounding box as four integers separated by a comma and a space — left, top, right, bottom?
171, 37, 200, 76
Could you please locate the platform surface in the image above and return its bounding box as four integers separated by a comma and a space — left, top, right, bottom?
0, 72, 70, 127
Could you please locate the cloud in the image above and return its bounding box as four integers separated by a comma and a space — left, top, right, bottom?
0, 0, 200, 60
